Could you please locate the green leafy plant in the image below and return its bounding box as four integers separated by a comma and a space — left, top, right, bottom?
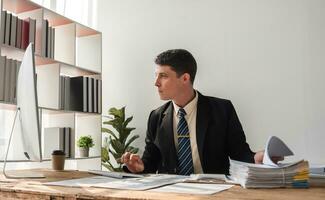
77, 135, 94, 148
102, 107, 139, 171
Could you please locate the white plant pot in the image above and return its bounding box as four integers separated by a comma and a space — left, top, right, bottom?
79, 147, 89, 157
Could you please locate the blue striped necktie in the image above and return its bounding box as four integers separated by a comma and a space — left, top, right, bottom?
177, 108, 194, 175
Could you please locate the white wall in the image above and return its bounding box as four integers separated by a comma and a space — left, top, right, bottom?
97, 0, 325, 164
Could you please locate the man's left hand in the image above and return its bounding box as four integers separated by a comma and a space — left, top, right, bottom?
254, 150, 284, 164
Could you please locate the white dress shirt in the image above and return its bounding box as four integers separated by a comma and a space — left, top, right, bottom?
172, 90, 203, 174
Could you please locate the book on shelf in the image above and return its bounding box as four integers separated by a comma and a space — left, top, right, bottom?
41, 19, 48, 57
4, 12, 11, 45
21, 18, 30, 49
3, 58, 11, 102
47, 26, 51, 58
0, 10, 6, 44
69, 76, 85, 112
93, 78, 97, 113
51, 27, 55, 58
0, 56, 6, 101
83, 77, 88, 112
10, 14, 17, 47
28, 17, 36, 51
64, 76, 70, 110
88, 77, 93, 112
16, 18, 22, 48
9, 59, 17, 103
98, 79, 102, 113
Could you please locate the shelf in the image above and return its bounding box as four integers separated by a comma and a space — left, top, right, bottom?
76, 23, 100, 37
3, 0, 100, 36
1, 44, 101, 74
0, 101, 17, 110
0, 0, 102, 170
0, 102, 101, 115
3, 0, 40, 14
40, 107, 102, 116
0, 156, 101, 163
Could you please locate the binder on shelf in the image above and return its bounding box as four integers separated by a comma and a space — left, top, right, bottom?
98, 79, 102, 113
51, 27, 55, 58
83, 77, 88, 112
64, 76, 70, 110
88, 77, 93, 113
0, 10, 6, 44
10, 15, 17, 47
64, 127, 71, 158
0, 56, 6, 101
4, 58, 12, 102
28, 18, 36, 51
41, 19, 48, 57
70, 76, 84, 112
21, 19, 30, 49
9, 59, 17, 103
93, 78, 97, 113
59, 76, 64, 109
14, 61, 21, 103
16, 18, 23, 48
47, 26, 52, 58
5, 12, 11, 45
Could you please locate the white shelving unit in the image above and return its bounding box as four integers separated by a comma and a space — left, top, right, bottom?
0, 0, 102, 171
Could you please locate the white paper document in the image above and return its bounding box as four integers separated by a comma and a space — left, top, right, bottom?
45, 176, 118, 187
88, 170, 144, 179
189, 173, 226, 181
92, 174, 188, 190
150, 183, 233, 195
262, 136, 293, 166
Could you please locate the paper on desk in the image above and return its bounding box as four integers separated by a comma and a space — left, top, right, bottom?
44, 176, 118, 187
92, 174, 188, 190
189, 173, 225, 180
88, 170, 144, 178
262, 136, 293, 167
150, 183, 233, 195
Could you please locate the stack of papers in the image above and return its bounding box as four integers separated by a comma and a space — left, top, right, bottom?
229, 136, 309, 188
309, 174, 325, 187
309, 165, 325, 186
229, 159, 309, 188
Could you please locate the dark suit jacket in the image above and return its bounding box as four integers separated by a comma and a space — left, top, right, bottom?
141, 92, 255, 174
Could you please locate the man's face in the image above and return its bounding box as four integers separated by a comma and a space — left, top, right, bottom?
154, 65, 184, 101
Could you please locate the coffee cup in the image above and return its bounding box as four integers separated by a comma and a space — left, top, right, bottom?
52, 150, 66, 170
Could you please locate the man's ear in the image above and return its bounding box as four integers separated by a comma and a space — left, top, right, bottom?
183, 73, 191, 83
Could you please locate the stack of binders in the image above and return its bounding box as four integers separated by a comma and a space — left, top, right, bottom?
229, 159, 309, 188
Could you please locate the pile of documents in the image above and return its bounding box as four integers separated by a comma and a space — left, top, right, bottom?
229, 136, 309, 188
309, 165, 325, 186
229, 159, 309, 188
46, 173, 234, 195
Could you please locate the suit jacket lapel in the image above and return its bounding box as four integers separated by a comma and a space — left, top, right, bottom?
196, 93, 210, 169
155, 102, 178, 170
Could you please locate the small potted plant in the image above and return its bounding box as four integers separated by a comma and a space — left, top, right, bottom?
77, 135, 94, 157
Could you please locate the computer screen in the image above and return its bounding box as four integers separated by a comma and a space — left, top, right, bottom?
17, 43, 42, 161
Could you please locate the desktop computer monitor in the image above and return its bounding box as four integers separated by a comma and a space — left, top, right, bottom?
3, 43, 44, 178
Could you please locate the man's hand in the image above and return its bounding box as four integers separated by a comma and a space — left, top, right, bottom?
254, 150, 284, 164
121, 152, 144, 173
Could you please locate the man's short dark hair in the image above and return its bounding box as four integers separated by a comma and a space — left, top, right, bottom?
155, 49, 197, 84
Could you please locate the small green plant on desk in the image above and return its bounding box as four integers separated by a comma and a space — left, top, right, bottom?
102, 107, 139, 171
77, 135, 94, 158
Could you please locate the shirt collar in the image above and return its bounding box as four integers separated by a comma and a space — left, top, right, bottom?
173, 90, 198, 116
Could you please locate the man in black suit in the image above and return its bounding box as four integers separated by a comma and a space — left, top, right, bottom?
121, 49, 267, 175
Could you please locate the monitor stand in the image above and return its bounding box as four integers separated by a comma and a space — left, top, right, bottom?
2, 109, 45, 179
